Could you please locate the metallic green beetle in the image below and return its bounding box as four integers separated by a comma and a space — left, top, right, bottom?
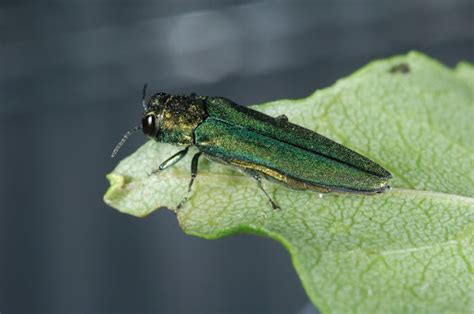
112, 85, 392, 209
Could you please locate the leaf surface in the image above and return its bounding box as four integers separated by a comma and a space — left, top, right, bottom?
105, 52, 474, 313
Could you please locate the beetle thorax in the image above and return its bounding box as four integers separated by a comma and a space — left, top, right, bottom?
149, 94, 208, 145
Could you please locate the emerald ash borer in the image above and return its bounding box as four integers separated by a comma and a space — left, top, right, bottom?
112, 85, 392, 209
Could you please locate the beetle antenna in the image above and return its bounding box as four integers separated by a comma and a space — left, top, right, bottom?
111, 126, 142, 158
142, 83, 148, 111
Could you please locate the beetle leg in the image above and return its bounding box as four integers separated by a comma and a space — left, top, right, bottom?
153, 147, 189, 174
254, 175, 280, 210
188, 152, 202, 192
176, 152, 202, 210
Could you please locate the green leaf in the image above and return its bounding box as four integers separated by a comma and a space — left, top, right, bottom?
104, 52, 474, 313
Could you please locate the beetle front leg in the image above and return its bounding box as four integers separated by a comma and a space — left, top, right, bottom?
151, 147, 190, 175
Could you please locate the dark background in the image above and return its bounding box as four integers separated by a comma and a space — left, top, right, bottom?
1, 1, 472, 313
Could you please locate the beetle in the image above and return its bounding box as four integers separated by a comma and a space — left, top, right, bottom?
112, 85, 392, 209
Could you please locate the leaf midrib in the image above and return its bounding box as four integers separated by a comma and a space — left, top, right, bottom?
126, 170, 474, 201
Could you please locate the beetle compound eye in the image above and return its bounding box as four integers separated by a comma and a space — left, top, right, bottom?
142, 114, 156, 136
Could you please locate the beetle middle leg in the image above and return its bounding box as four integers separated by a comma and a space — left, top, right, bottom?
176, 152, 202, 210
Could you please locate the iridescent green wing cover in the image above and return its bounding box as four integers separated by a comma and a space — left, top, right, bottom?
206, 97, 391, 177
194, 98, 391, 193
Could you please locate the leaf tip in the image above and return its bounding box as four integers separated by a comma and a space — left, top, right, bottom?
103, 172, 128, 206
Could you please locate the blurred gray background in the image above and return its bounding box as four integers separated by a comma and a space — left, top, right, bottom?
0, 0, 472, 313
